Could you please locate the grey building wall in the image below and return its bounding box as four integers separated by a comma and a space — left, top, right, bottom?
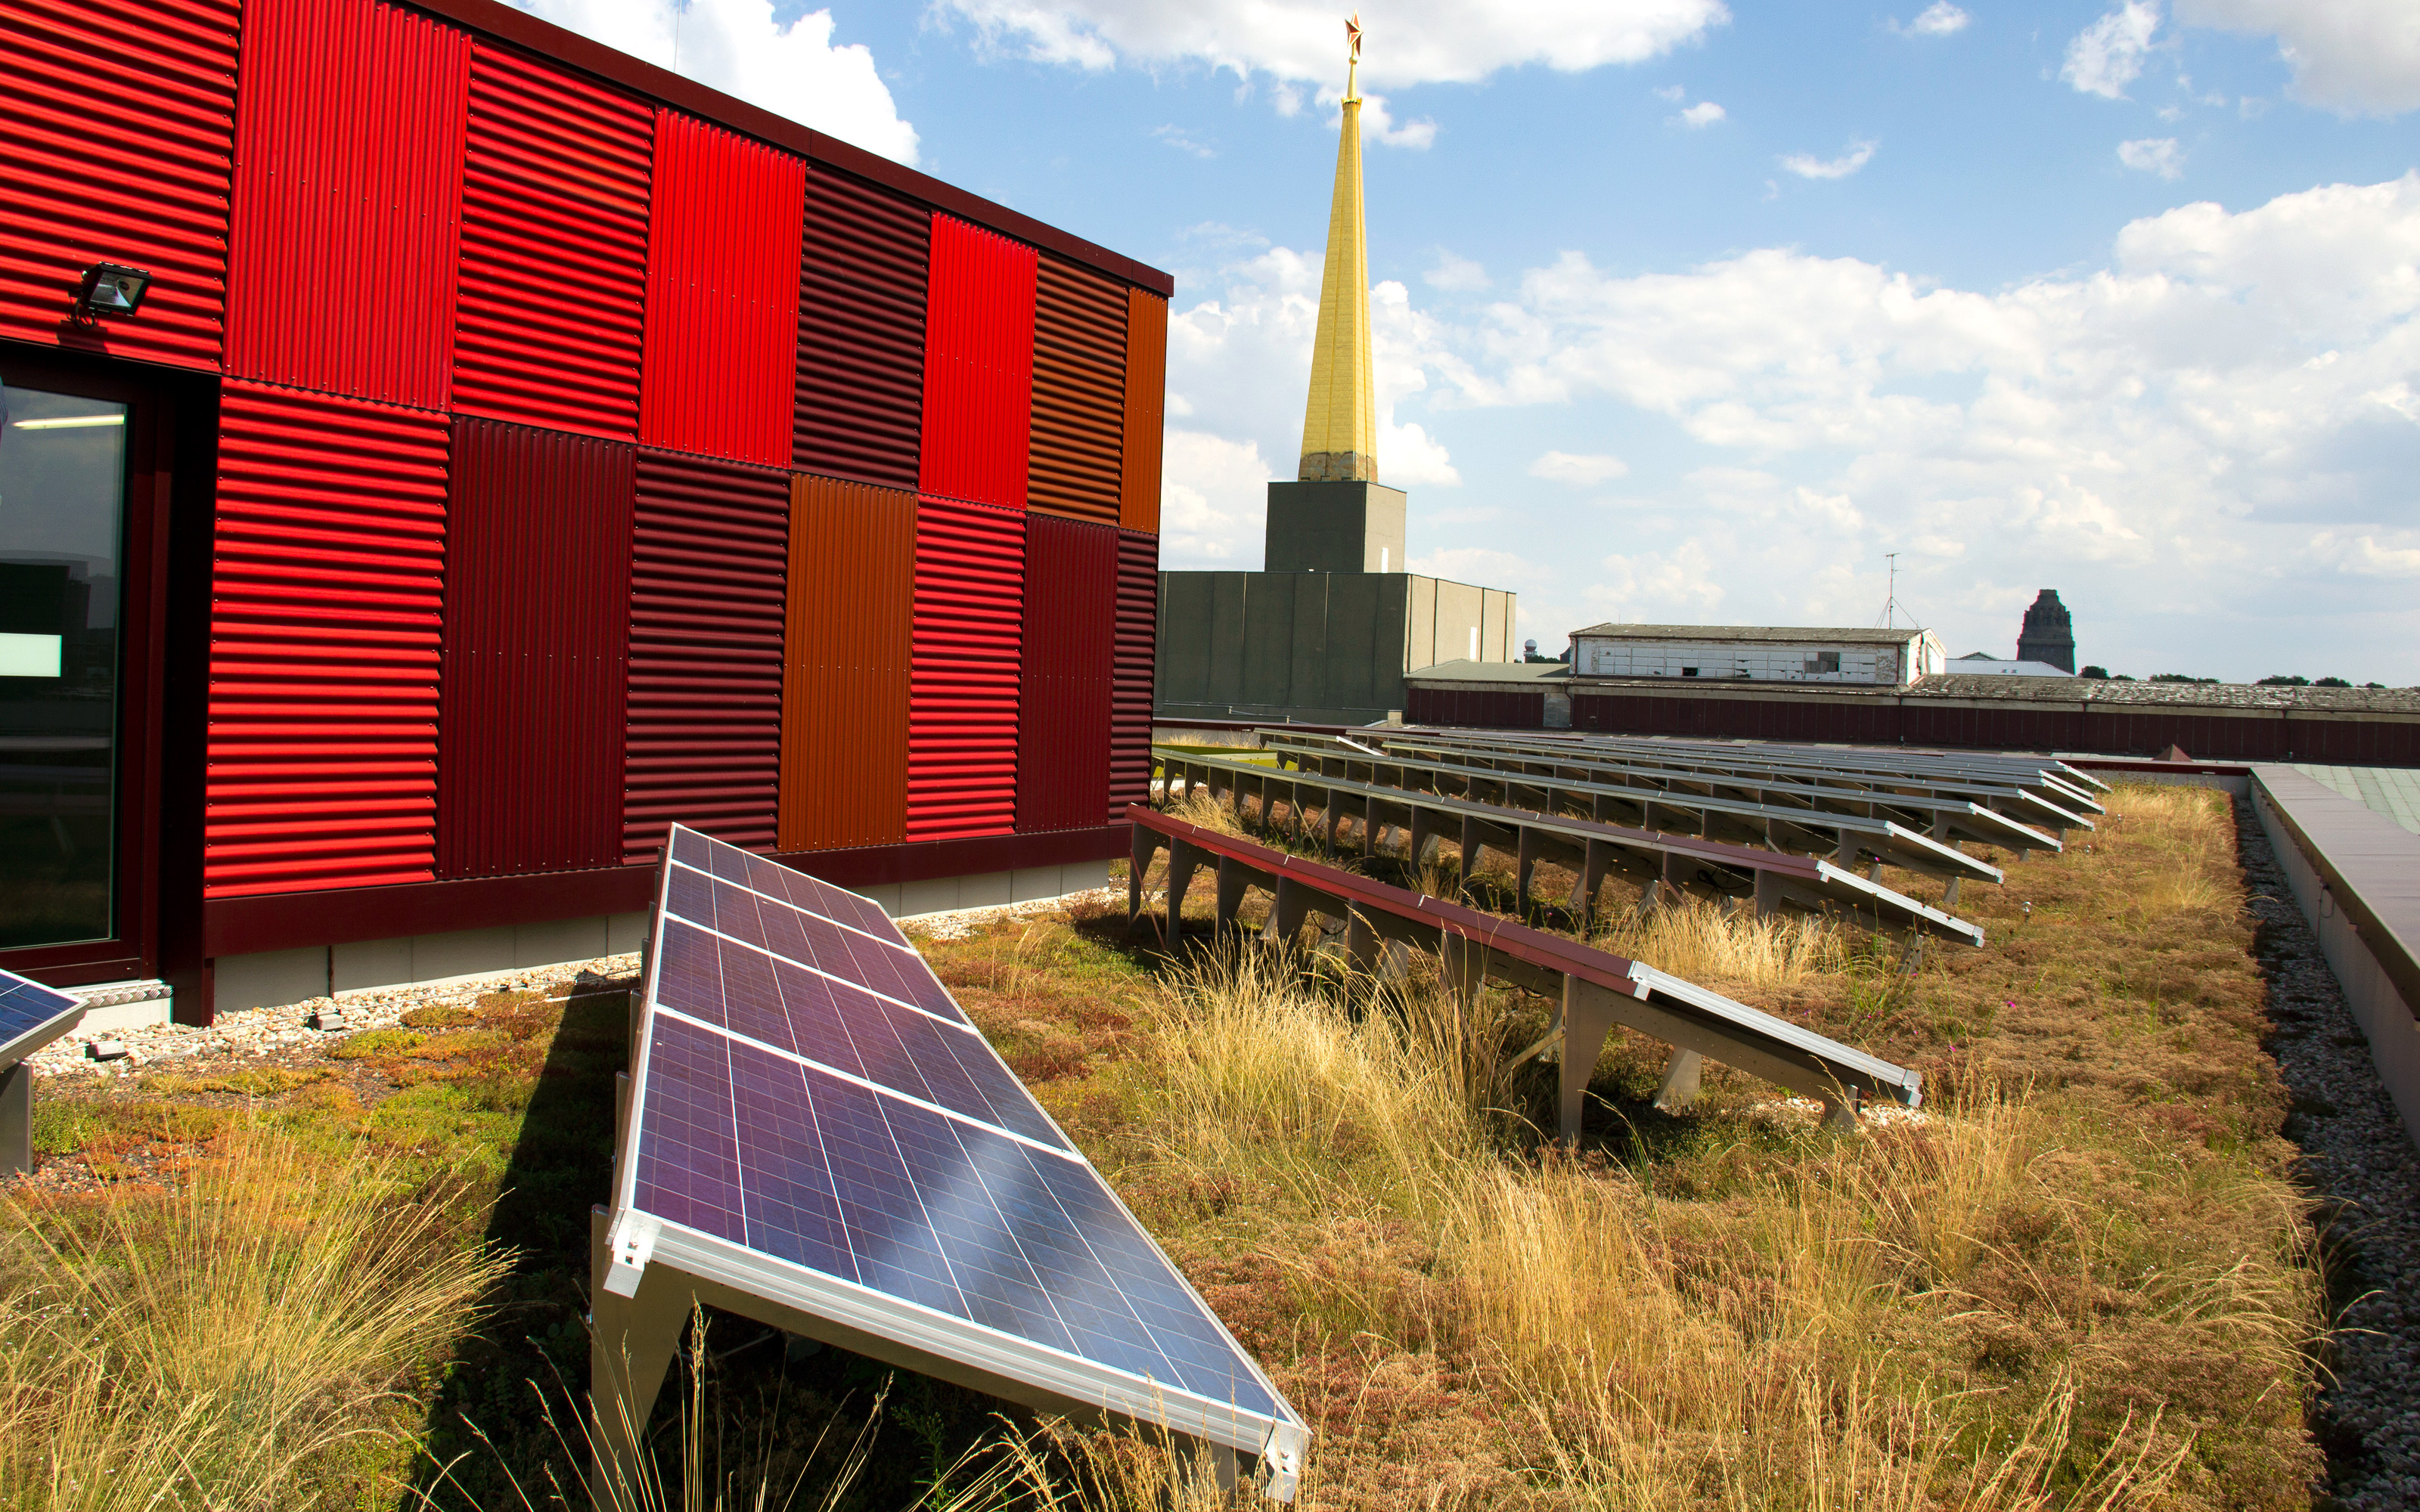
1263, 481, 1408, 574
1157, 569, 1512, 723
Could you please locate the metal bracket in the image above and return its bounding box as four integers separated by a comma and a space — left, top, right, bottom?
602, 1210, 663, 1298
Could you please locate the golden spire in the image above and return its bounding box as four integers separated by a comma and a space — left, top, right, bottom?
1298, 14, 1376, 483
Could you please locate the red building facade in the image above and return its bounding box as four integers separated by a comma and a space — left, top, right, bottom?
0, 0, 1167, 1018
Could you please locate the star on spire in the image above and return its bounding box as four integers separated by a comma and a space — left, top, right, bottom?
1345, 12, 1361, 63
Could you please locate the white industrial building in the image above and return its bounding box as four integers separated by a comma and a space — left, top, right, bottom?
1568, 624, 1947, 687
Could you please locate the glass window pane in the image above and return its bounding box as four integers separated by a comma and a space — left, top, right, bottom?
0, 383, 128, 949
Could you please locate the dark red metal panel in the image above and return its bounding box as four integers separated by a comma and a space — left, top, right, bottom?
796, 166, 929, 490
1029, 256, 1125, 525
436, 418, 631, 877
919, 214, 1035, 511
207, 382, 450, 898
0, 0, 238, 369
226, 0, 469, 409
640, 111, 802, 469
1406, 687, 1547, 730
1016, 515, 1114, 832
453, 40, 652, 439
1112, 529, 1157, 821
625, 449, 790, 860
909, 497, 1024, 839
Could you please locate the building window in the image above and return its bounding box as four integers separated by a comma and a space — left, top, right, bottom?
1681, 666, 1699, 677
1803, 651, 1841, 674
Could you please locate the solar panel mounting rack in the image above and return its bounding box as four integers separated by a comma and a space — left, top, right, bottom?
0, 967, 88, 1176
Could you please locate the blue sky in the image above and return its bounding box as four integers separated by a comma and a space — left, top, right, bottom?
516, 0, 2420, 683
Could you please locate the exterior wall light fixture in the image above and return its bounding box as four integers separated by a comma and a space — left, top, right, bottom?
78, 263, 151, 317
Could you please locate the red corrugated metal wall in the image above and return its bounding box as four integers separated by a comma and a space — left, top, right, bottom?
1016, 516, 1113, 832
796, 168, 928, 490
1028, 257, 1125, 525
225, 0, 468, 409
0, 0, 239, 368
641, 112, 802, 469
625, 450, 791, 860
908, 497, 1025, 839
1111, 529, 1157, 820
1119, 290, 1167, 534
206, 382, 450, 897
1406, 687, 1547, 730
437, 418, 631, 877
919, 215, 1035, 511
778, 475, 914, 852
453, 41, 652, 440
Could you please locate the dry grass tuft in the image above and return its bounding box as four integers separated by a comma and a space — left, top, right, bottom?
1593, 896, 1850, 988
0, 1119, 504, 1510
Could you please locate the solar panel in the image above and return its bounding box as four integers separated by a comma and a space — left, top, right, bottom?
602, 826, 1306, 1495
0, 967, 84, 1066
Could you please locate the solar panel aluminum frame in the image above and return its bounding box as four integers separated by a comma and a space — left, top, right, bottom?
1, 970, 88, 1177
0, 989, 85, 1067
596, 833, 1308, 1498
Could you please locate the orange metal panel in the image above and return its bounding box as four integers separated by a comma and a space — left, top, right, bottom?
640, 111, 803, 469
453, 39, 652, 438
777, 475, 914, 851
1028, 256, 1125, 525
1119, 288, 1167, 533
0, 0, 239, 369
908, 497, 1024, 839
206, 382, 451, 897
225, 0, 470, 409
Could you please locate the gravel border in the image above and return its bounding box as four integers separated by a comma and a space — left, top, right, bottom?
2237, 798, 2420, 1510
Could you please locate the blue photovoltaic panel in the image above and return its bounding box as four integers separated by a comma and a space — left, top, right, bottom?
621, 825, 1295, 1436
0, 968, 81, 1059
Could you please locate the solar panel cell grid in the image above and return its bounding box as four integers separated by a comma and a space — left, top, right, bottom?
0, 971, 82, 1052
622, 826, 1297, 1446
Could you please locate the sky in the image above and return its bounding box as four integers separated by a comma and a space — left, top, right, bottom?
510, 0, 2420, 684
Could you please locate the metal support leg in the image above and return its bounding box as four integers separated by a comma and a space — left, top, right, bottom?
1440, 932, 1484, 1022
1345, 909, 1379, 975
1942, 875, 1962, 909
1572, 839, 1609, 933
1215, 857, 1250, 935
1165, 841, 1200, 950
589, 1206, 693, 1510
1867, 857, 1884, 883
1818, 1092, 1859, 1132
1516, 827, 1538, 918
1556, 978, 1622, 1146
1753, 867, 1782, 921
0, 1062, 31, 1177
1261, 877, 1311, 952
1652, 1048, 1703, 1112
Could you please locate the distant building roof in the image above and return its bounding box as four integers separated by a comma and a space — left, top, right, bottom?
1949, 658, 2074, 677
1401, 662, 2420, 713
1571, 623, 1928, 646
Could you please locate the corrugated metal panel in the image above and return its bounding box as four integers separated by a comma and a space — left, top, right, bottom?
919, 215, 1035, 510
1015, 515, 1114, 832
1028, 256, 1125, 525
625, 449, 790, 860
796, 167, 928, 490
225, 0, 468, 409
641, 112, 802, 469
0, 0, 238, 369
1120, 289, 1167, 533
1112, 529, 1157, 820
206, 381, 450, 897
778, 475, 914, 850
908, 497, 1024, 838
1404, 686, 1546, 730
436, 418, 631, 877
453, 42, 652, 439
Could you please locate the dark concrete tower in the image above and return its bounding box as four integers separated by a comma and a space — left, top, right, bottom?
2017, 590, 2075, 672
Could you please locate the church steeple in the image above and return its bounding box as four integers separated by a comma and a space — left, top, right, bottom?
1298, 15, 1376, 484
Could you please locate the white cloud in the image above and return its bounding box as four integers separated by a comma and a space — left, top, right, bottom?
2118, 136, 2185, 178
2061, 2, 2162, 100
1159, 430, 1274, 563
1677, 100, 1727, 126
1780, 139, 1878, 179
1337, 90, 1438, 149
2176, 0, 2420, 117
1531, 451, 1630, 485
1892, 2, 1971, 37
1416, 172, 2420, 675
937, 0, 1732, 88
1424, 251, 1492, 292
1153, 124, 1217, 157
508, 0, 917, 163
1653, 83, 1688, 101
